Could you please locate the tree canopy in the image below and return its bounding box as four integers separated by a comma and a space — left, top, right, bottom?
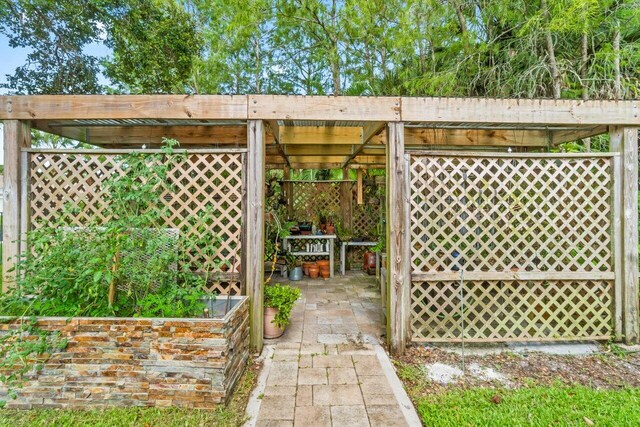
1, 0, 639, 98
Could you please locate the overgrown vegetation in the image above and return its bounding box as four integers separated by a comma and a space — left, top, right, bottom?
0, 140, 215, 319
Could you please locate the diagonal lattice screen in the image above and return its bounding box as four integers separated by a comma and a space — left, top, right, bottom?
409, 156, 613, 273
409, 154, 615, 342
29, 151, 244, 295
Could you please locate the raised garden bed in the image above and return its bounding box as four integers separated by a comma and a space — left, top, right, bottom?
0, 296, 249, 410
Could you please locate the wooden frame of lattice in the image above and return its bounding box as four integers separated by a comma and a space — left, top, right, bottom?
408, 152, 617, 342
26, 149, 245, 295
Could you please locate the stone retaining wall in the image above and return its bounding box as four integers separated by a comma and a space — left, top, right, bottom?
0, 296, 249, 409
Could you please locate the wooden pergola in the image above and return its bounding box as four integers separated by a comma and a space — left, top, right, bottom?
1, 95, 638, 353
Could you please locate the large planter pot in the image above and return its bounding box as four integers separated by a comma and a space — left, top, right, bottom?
289, 266, 303, 281
264, 307, 285, 339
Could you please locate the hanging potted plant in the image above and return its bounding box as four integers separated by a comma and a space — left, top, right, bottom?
264, 283, 302, 339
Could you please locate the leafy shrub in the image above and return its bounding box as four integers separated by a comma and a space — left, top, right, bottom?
0, 140, 227, 319
264, 283, 300, 329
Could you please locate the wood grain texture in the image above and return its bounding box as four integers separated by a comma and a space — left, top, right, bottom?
246, 120, 265, 352
2, 120, 30, 291
401, 97, 640, 125
2, 96, 639, 126
611, 126, 639, 343
387, 122, 410, 355
2, 95, 247, 120
249, 95, 401, 121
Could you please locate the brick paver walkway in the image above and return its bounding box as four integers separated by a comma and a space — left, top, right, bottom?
245, 273, 421, 427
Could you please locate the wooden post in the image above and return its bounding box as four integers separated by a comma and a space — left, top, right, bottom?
283, 166, 292, 220
3, 120, 30, 291
247, 120, 265, 352
386, 122, 410, 355
357, 169, 363, 205
340, 168, 352, 271
610, 126, 639, 343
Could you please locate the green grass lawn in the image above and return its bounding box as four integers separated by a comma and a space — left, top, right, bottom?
417, 385, 640, 427
0, 407, 243, 427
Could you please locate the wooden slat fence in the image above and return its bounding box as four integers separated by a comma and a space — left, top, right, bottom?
26, 149, 245, 295
408, 152, 617, 342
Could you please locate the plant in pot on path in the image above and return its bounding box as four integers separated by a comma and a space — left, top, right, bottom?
264, 283, 301, 339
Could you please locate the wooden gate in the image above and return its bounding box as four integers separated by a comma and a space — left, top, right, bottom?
408, 152, 618, 342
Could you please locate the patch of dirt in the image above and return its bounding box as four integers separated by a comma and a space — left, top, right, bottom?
394, 345, 640, 396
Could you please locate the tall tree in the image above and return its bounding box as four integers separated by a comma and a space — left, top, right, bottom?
105, 1, 203, 93
0, 0, 108, 94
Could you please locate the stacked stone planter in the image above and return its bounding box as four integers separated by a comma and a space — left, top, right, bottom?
0, 296, 249, 409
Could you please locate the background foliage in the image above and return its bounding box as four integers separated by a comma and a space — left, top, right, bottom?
0, 0, 638, 99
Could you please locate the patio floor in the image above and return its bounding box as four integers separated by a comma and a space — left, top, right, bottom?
245, 272, 421, 427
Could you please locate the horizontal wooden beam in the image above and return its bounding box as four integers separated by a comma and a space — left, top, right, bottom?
280, 126, 361, 145
412, 271, 615, 282
2, 95, 247, 120
287, 155, 385, 164
405, 128, 548, 147
402, 97, 640, 125
284, 145, 355, 156
249, 95, 401, 121
551, 125, 608, 145
2, 96, 639, 126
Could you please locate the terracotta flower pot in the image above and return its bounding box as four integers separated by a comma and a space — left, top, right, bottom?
303, 262, 314, 276
308, 264, 319, 278
326, 224, 335, 234
316, 259, 330, 268
264, 307, 285, 339
319, 268, 330, 279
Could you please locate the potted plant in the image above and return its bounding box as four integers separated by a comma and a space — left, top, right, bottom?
336, 221, 353, 243
264, 283, 301, 339
286, 253, 303, 281
325, 214, 336, 235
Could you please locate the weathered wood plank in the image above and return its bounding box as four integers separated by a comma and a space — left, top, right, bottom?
405, 128, 549, 147
610, 126, 639, 343
387, 122, 409, 355
280, 126, 361, 145
412, 272, 615, 282
611, 153, 623, 339
407, 150, 616, 158
249, 95, 401, 121
3, 120, 30, 291
2, 95, 247, 120
551, 125, 608, 145
246, 120, 265, 352
401, 97, 640, 125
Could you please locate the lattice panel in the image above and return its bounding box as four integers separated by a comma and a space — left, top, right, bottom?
409, 156, 613, 273
411, 280, 613, 341
353, 203, 381, 238
29, 152, 244, 273
291, 181, 341, 223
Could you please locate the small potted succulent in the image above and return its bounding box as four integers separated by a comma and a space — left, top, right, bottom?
264, 283, 302, 339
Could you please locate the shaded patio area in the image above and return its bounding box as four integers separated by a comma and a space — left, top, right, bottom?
245, 273, 421, 427
274, 272, 385, 346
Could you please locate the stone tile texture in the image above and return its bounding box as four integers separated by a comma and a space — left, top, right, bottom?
251, 272, 412, 427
